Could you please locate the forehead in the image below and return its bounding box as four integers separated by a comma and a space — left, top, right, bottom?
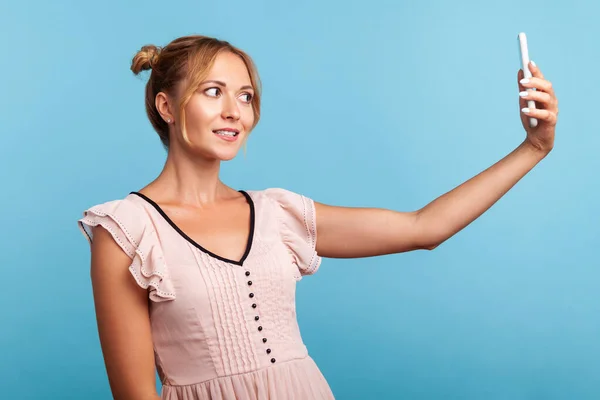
205, 51, 251, 83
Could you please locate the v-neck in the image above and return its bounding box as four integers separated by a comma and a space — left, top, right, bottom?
129, 190, 255, 266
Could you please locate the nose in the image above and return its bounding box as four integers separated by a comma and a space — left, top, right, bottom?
221, 94, 240, 121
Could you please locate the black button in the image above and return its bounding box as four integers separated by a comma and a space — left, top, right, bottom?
245, 271, 250, 276
266, 349, 271, 354
271, 358, 276, 363
262, 338, 267, 343
248, 281, 252, 286
249, 293, 254, 298
252, 304, 257, 309
255, 316, 260, 321
258, 326, 263, 331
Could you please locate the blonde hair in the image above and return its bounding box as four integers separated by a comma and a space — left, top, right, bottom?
131, 35, 262, 149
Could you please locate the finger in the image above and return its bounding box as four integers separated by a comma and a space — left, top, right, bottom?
519, 90, 555, 109
517, 70, 527, 112
528, 63, 558, 104
517, 69, 528, 95
520, 76, 555, 96
517, 69, 532, 111
528, 61, 545, 80
521, 107, 557, 125
517, 68, 524, 87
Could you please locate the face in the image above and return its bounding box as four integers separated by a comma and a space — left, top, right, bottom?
167, 51, 255, 161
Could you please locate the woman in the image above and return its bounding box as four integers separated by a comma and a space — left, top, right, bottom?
78, 35, 558, 400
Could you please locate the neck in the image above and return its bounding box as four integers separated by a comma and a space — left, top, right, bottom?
145, 146, 231, 207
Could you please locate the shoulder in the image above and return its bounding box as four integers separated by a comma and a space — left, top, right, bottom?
246, 189, 320, 276
83, 193, 150, 215
78, 193, 151, 247
246, 187, 317, 238
246, 187, 314, 208
78, 193, 176, 302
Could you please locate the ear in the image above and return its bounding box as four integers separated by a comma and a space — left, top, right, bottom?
155, 92, 174, 123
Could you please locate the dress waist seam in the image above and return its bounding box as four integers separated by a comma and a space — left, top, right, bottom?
162, 355, 311, 388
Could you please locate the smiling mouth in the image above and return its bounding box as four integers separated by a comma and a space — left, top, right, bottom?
213, 130, 239, 137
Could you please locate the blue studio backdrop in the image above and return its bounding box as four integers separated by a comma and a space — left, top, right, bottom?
1, 0, 598, 399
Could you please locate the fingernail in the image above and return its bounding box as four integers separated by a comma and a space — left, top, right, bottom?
520, 78, 530, 84
530, 60, 536, 67
522, 108, 530, 114
519, 91, 529, 97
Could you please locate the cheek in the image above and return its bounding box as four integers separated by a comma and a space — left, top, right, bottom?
185, 97, 219, 126
242, 106, 255, 130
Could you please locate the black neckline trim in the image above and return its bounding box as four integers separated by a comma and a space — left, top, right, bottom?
129, 190, 255, 267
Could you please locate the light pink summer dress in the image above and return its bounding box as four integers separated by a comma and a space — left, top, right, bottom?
78, 188, 335, 400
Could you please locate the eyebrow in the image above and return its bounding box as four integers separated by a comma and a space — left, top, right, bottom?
201, 80, 254, 91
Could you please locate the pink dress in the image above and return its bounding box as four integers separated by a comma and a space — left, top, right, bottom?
78, 188, 335, 400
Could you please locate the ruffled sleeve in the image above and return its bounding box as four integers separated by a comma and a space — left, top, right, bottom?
77, 198, 176, 302
265, 188, 322, 276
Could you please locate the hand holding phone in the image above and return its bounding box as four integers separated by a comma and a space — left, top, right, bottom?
517, 32, 538, 128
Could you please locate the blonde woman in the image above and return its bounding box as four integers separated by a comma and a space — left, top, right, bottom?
78, 35, 558, 400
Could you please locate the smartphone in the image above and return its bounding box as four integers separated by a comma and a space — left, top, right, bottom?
517, 32, 538, 128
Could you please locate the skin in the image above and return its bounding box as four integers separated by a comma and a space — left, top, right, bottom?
90, 52, 558, 399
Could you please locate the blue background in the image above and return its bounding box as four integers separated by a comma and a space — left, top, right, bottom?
1, 0, 597, 399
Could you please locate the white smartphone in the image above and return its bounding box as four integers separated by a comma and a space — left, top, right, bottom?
517, 32, 538, 128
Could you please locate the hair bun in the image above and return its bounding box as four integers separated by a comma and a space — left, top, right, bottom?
131, 45, 161, 74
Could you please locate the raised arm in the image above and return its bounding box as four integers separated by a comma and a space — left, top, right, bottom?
90, 226, 161, 400
315, 61, 557, 259
315, 140, 548, 257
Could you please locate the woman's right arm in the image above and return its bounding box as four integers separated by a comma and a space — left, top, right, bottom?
90, 225, 161, 400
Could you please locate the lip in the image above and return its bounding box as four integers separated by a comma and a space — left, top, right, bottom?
212, 128, 240, 133
213, 128, 240, 142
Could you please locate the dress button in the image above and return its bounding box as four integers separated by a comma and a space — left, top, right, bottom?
258, 326, 263, 331
266, 349, 271, 354
271, 358, 276, 363
249, 293, 254, 298
255, 316, 260, 321
248, 281, 252, 286
262, 338, 267, 343
245, 271, 250, 276
252, 303, 257, 309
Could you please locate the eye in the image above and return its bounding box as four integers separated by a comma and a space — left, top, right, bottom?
204, 87, 221, 97
240, 92, 253, 103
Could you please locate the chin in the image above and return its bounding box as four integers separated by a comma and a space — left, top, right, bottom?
216, 150, 241, 161
186, 136, 245, 161
199, 144, 243, 162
